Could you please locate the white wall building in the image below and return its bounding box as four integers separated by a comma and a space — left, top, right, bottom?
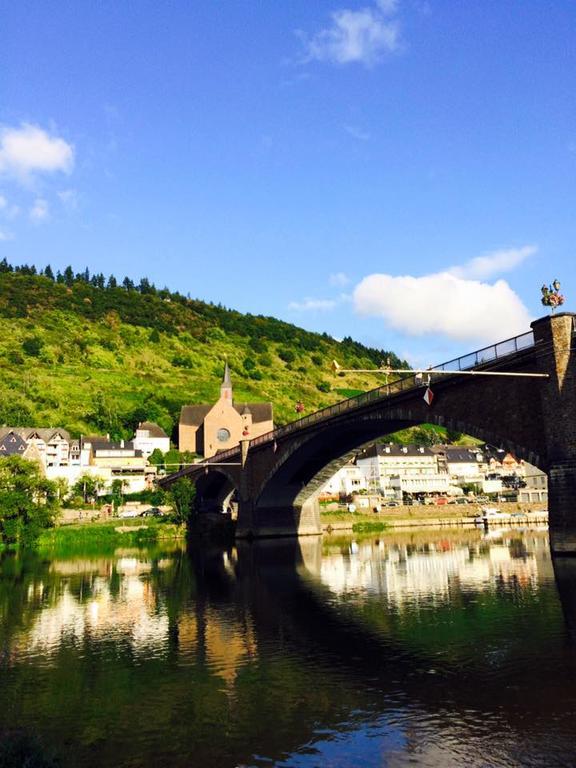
356, 444, 451, 498
132, 422, 170, 458
319, 464, 367, 497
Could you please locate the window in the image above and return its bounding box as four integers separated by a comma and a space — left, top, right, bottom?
217, 428, 231, 443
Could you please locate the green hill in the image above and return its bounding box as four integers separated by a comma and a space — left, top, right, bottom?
0, 260, 412, 442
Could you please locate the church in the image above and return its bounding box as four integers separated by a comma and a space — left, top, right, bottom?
178, 363, 274, 458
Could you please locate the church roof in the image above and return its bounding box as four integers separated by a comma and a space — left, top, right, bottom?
179, 402, 273, 426
222, 361, 232, 387
242, 403, 273, 423
180, 405, 212, 427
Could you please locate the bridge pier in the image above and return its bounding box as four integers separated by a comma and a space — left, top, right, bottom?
532, 313, 576, 554
236, 497, 322, 539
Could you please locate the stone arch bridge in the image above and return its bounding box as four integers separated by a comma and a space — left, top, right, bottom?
160, 313, 576, 553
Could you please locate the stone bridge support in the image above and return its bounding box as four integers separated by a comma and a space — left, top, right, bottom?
532, 313, 576, 554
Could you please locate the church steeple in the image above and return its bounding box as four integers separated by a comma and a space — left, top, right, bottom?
220, 361, 233, 402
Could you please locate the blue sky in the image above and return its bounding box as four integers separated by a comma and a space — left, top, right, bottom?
1, 1, 575, 366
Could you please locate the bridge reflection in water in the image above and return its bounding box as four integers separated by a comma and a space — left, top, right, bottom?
1, 530, 576, 767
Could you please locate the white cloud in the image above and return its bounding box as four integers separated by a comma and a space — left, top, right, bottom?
353, 270, 532, 344
449, 245, 536, 281
302, 2, 400, 66
30, 198, 49, 223
329, 272, 350, 287
0, 123, 74, 183
289, 297, 338, 311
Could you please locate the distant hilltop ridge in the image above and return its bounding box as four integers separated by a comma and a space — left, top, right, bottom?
0, 259, 410, 442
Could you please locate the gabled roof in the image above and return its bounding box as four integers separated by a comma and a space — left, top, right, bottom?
136, 421, 169, 438
0, 431, 27, 455
180, 405, 212, 427
180, 402, 274, 426
238, 403, 273, 423
0, 427, 71, 443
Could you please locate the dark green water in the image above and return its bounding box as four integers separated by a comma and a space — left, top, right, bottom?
1, 528, 576, 767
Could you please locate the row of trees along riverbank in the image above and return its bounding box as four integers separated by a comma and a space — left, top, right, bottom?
0, 456, 197, 550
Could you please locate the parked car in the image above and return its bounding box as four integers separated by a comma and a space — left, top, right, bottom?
142, 507, 164, 517
118, 508, 143, 519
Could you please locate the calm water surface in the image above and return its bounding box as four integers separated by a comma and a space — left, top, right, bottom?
1, 527, 576, 767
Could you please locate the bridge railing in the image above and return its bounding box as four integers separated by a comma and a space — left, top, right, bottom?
206, 328, 536, 463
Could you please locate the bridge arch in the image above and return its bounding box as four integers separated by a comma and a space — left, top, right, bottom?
254, 405, 542, 520
195, 468, 239, 514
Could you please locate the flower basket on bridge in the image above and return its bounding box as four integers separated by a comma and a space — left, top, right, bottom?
541, 280, 565, 312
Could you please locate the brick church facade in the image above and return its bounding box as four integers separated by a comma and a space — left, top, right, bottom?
178, 363, 274, 458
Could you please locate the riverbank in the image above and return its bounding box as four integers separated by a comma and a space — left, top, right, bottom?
38, 518, 186, 552
321, 501, 548, 533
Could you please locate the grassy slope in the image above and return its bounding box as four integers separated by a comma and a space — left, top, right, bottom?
0, 271, 415, 440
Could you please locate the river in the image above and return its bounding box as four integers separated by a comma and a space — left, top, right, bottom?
1, 527, 576, 767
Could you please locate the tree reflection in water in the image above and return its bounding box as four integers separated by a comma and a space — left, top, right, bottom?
0, 530, 575, 768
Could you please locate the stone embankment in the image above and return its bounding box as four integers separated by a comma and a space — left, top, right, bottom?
322, 501, 548, 533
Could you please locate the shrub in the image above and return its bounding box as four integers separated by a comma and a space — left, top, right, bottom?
249, 337, 267, 353
172, 354, 193, 368
22, 337, 43, 357
278, 348, 295, 363
316, 380, 331, 393
258, 354, 273, 367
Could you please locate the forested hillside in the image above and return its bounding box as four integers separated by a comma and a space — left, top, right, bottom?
0, 260, 414, 441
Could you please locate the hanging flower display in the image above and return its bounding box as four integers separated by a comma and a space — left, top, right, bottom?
541, 279, 565, 311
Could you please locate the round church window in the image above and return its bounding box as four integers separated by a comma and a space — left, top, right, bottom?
217, 428, 231, 443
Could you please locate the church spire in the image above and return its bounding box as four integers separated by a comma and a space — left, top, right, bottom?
220, 361, 233, 401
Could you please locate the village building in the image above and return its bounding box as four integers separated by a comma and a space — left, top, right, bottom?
319, 464, 367, 499
356, 444, 452, 498
0, 427, 72, 467
179, 363, 274, 458
432, 446, 487, 484
132, 421, 170, 458
83, 437, 156, 493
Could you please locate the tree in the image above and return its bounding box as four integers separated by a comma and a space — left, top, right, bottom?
44, 264, 55, 281
111, 478, 125, 512
167, 478, 196, 525
0, 456, 60, 546
148, 448, 165, 467
72, 474, 105, 504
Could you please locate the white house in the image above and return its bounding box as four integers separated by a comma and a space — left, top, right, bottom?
319, 464, 367, 498
356, 444, 451, 498
132, 421, 170, 458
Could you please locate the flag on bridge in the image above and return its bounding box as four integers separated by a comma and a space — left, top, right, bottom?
423, 387, 434, 406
